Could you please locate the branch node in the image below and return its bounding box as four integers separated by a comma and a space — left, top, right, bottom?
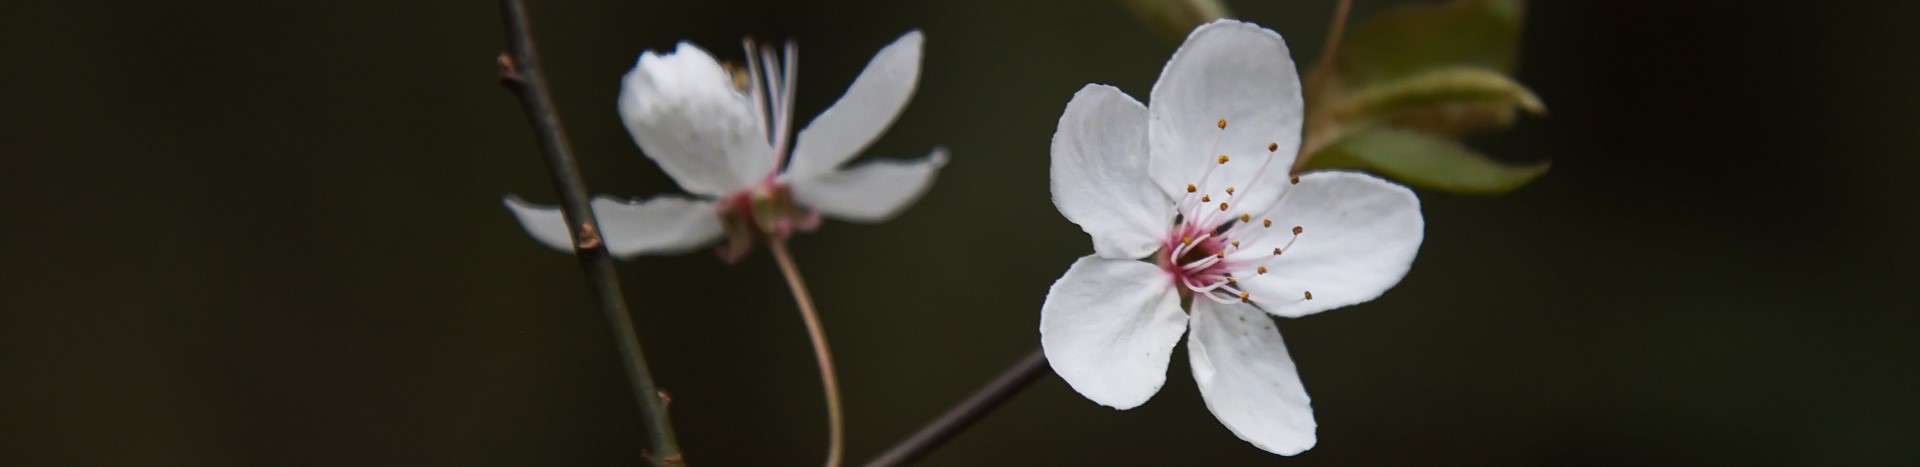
575, 222, 604, 250
497, 52, 523, 84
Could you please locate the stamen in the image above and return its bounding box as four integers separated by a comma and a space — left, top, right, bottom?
1273, 247, 1283, 255
1230, 241, 1240, 248
775, 41, 799, 162
1200, 194, 1211, 203
1200, 290, 1238, 304
1188, 123, 1231, 191
1186, 183, 1197, 193
1182, 235, 1193, 246
1217, 118, 1228, 129
1293, 226, 1304, 235
1263, 219, 1272, 228
1171, 232, 1212, 260
1227, 277, 1237, 285
1268, 142, 1278, 152
1257, 266, 1268, 274
740, 39, 771, 146
1239, 291, 1250, 303
1238, 213, 1251, 222
1182, 254, 1221, 271
1186, 276, 1227, 293
758, 46, 784, 140
1304, 291, 1314, 300
1207, 133, 1286, 219
1215, 250, 1225, 259
1225, 186, 1235, 196
1290, 176, 1300, 185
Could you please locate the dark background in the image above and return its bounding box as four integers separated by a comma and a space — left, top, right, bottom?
4, 1, 1917, 465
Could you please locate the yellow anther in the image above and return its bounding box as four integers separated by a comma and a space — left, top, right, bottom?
1238, 213, 1251, 222
1239, 291, 1251, 303
1182, 235, 1193, 246
1215, 250, 1226, 259
1292, 226, 1304, 235
1217, 118, 1228, 129
1227, 277, 1237, 285
1303, 291, 1314, 300
1218, 202, 1229, 211
1217, 154, 1229, 164
1231, 241, 1240, 248
1268, 142, 1278, 152
1262, 219, 1272, 228
1273, 247, 1283, 255
1186, 183, 1197, 193
1225, 186, 1235, 195
1201, 194, 1211, 202
1257, 266, 1268, 274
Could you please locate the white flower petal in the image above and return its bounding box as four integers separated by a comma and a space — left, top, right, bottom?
1188, 300, 1316, 456
503, 194, 725, 259
789, 148, 947, 223
620, 42, 774, 196
1040, 256, 1188, 410
1148, 20, 1303, 216
786, 31, 924, 180
1229, 171, 1424, 318
1050, 84, 1174, 260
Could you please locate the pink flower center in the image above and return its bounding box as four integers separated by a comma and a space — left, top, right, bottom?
1154, 117, 1311, 307
714, 180, 820, 263
708, 38, 820, 263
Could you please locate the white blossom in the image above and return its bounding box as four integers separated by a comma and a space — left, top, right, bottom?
506, 31, 944, 262
1041, 20, 1425, 455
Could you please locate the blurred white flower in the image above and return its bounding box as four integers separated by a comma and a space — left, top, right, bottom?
1040, 20, 1424, 455
506, 31, 945, 262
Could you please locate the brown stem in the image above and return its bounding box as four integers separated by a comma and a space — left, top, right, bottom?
1318, 0, 1354, 67
862, 347, 1049, 467
769, 240, 845, 467
496, 1, 683, 464
1296, 0, 1357, 172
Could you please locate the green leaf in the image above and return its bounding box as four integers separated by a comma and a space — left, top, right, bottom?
1114, 0, 1231, 43
1343, 66, 1544, 118
1338, 66, 1544, 136
1333, 0, 1525, 89
1307, 128, 1548, 194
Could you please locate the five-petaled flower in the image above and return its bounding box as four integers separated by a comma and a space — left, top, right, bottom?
507, 31, 945, 262
1041, 20, 1425, 455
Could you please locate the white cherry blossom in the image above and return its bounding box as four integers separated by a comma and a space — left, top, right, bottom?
506, 31, 945, 262
1041, 20, 1425, 456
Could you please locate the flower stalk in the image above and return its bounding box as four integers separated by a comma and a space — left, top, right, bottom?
769, 240, 845, 467
495, 0, 683, 464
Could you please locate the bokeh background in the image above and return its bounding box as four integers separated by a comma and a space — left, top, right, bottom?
5, 1, 1918, 465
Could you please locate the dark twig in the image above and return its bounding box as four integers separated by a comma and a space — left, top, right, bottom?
496, 0, 683, 464
863, 347, 1049, 467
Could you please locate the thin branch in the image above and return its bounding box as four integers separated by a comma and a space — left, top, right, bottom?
1318, 0, 1354, 69
862, 347, 1048, 467
1296, 0, 1358, 172
495, 0, 683, 464
770, 240, 845, 467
